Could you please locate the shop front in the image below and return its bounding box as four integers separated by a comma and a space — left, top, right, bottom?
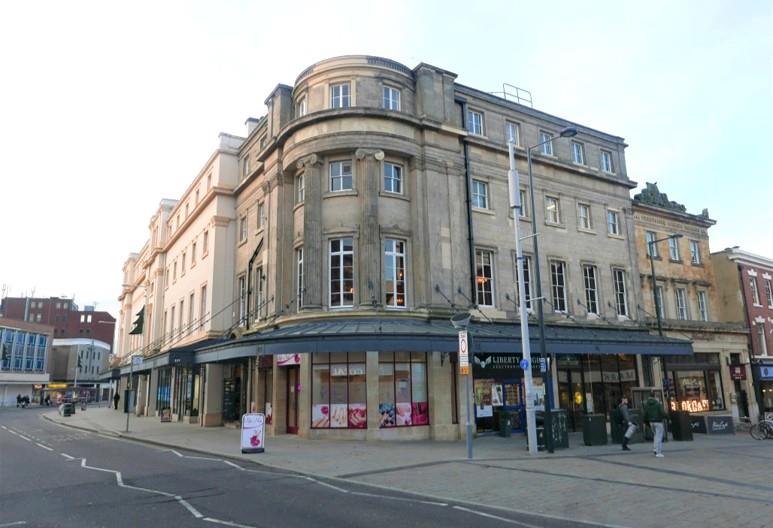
471, 353, 532, 434
556, 354, 639, 431
663, 353, 725, 414
757, 362, 773, 421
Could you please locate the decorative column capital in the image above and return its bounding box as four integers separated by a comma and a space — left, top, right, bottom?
296, 153, 323, 170
355, 148, 385, 161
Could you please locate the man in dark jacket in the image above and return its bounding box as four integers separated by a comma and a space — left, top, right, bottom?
617, 397, 637, 451
643, 391, 667, 457
113, 392, 120, 411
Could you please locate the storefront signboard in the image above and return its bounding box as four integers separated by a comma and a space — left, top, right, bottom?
729, 366, 746, 381
689, 415, 707, 434
758, 365, 773, 380
240, 413, 265, 453
472, 354, 521, 377
706, 416, 734, 435
276, 354, 301, 366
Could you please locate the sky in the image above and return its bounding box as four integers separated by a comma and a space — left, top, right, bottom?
1, 0, 771, 321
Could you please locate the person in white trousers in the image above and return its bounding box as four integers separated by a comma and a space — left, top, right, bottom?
643, 391, 667, 458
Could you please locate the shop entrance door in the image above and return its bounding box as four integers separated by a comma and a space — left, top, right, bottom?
502, 381, 525, 433
286, 366, 299, 434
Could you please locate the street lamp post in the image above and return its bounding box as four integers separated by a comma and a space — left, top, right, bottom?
451, 312, 473, 459
509, 140, 538, 455
647, 233, 682, 390
526, 126, 578, 433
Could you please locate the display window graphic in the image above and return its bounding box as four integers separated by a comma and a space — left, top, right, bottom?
378, 352, 429, 428
311, 352, 366, 429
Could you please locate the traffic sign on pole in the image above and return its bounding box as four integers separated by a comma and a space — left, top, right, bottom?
458, 330, 469, 369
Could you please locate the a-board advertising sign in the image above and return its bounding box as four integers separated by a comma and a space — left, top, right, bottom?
241, 413, 265, 453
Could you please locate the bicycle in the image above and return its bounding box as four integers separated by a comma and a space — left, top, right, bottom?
750, 419, 773, 440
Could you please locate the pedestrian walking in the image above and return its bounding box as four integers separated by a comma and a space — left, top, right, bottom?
113, 392, 120, 410
616, 397, 637, 451
643, 390, 667, 458
16, 394, 21, 407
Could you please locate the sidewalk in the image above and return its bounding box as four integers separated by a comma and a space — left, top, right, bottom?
45, 407, 773, 528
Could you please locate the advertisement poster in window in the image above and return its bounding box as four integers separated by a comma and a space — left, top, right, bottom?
491, 384, 503, 407
330, 404, 348, 428
277, 353, 301, 366
348, 404, 366, 428
475, 382, 493, 418
312, 404, 329, 428
396, 402, 412, 425
411, 402, 429, 425
379, 403, 396, 427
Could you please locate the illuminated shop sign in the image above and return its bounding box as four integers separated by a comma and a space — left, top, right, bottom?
670, 399, 710, 413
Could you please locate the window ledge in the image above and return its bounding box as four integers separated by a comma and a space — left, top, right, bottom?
578, 228, 596, 235
545, 221, 566, 229
607, 233, 625, 240
323, 190, 358, 199
379, 191, 410, 202
473, 207, 495, 216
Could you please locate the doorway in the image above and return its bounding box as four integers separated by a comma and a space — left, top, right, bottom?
286, 366, 299, 434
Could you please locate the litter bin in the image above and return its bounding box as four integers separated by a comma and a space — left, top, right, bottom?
670, 411, 693, 441
583, 414, 607, 446
498, 411, 513, 437
58, 403, 74, 417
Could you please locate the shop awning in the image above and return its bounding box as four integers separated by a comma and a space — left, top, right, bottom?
194, 318, 693, 360
117, 339, 225, 375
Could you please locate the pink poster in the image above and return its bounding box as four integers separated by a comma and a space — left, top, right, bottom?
276, 353, 301, 366
311, 404, 329, 428
411, 402, 429, 425
348, 404, 367, 428
396, 402, 412, 426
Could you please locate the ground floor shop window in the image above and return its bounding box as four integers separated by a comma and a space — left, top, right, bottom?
379, 352, 428, 427
156, 368, 172, 413
761, 381, 773, 416
312, 352, 366, 429
664, 353, 725, 412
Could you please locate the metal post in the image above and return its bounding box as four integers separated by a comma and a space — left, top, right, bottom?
125, 359, 133, 433
511, 142, 538, 455
649, 247, 663, 336
465, 372, 473, 459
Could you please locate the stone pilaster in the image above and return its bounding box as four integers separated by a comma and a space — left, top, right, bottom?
297, 154, 323, 310
356, 148, 384, 308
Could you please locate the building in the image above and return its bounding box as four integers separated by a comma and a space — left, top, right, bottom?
115, 56, 690, 439
0, 296, 116, 346
712, 247, 773, 420
0, 319, 52, 406
48, 338, 112, 402
632, 183, 755, 423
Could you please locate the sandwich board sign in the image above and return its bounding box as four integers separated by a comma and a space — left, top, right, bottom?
241, 413, 265, 453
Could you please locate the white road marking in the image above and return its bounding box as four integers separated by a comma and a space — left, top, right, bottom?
60, 453, 75, 460
452, 505, 542, 528
168, 449, 220, 462
223, 460, 245, 471
0, 425, 8, 430
203, 517, 255, 528
305, 477, 349, 493
0, 521, 28, 527
17, 435, 31, 442
35, 442, 54, 451
176, 497, 204, 519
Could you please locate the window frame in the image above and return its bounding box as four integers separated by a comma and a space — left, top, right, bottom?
577, 203, 592, 230
539, 131, 554, 155
471, 179, 489, 209
329, 160, 353, 192
329, 238, 355, 309
646, 231, 659, 258
572, 141, 586, 165
257, 202, 266, 230
330, 82, 351, 109
764, 279, 773, 308
606, 209, 621, 236
475, 248, 495, 307
675, 287, 689, 320
582, 264, 599, 315
518, 188, 529, 219
749, 277, 761, 306
384, 239, 407, 308
296, 96, 307, 118
697, 290, 709, 321
689, 240, 701, 265
668, 237, 681, 261
613, 268, 629, 317
383, 162, 403, 195
239, 216, 247, 243
296, 173, 305, 204
382, 85, 401, 111
550, 260, 568, 313
600, 150, 614, 173
467, 109, 484, 135
296, 247, 304, 309
378, 352, 429, 428
545, 195, 561, 224
311, 352, 368, 429
238, 275, 246, 325
514, 254, 532, 310
505, 121, 520, 146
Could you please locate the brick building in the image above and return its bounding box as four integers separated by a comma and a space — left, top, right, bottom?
0, 296, 116, 348
712, 248, 773, 419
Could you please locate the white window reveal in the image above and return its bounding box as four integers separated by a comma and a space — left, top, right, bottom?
384, 240, 406, 308
607, 210, 621, 236
613, 268, 629, 317
540, 131, 554, 155
550, 260, 568, 312
330, 160, 353, 192
675, 288, 689, 320
383, 162, 403, 194
467, 110, 484, 135
330, 82, 351, 108
329, 238, 355, 308
583, 264, 599, 315
689, 240, 701, 264
382, 85, 400, 111
472, 179, 488, 209
475, 249, 494, 307
697, 290, 709, 321
600, 150, 614, 173
572, 141, 585, 165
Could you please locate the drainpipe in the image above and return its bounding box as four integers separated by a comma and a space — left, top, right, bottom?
455, 97, 477, 306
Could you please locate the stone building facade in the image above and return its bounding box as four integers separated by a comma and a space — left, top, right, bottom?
114, 56, 689, 440
632, 184, 755, 422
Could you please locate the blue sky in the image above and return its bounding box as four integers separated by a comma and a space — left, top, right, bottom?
0, 0, 770, 318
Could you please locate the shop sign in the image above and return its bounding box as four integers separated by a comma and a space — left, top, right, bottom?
331, 365, 365, 377
472, 353, 521, 377
276, 353, 301, 366
689, 416, 707, 434
670, 399, 710, 413
458, 330, 469, 368
48, 383, 67, 389
707, 416, 735, 435
729, 366, 746, 381
240, 413, 265, 453
758, 365, 773, 381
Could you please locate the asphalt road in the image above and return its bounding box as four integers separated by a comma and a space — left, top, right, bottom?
0, 407, 603, 528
